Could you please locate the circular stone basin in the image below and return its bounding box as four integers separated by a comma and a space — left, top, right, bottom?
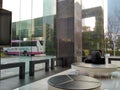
71, 63, 118, 76
48, 75, 101, 90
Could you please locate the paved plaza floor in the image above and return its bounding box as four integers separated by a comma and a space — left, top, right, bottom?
14, 69, 120, 90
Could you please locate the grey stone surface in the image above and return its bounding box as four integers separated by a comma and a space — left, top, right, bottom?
56, 0, 82, 62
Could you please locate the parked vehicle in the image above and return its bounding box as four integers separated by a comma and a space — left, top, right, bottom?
3, 40, 45, 56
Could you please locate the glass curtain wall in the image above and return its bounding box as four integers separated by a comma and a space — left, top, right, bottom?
43, 0, 56, 55
82, 0, 104, 56
1, 0, 48, 79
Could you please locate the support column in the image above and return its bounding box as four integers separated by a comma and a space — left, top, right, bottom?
56, 0, 82, 65
74, 0, 82, 62
0, 0, 2, 8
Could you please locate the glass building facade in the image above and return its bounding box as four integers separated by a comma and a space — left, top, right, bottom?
1, 0, 56, 79
82, 0, 104, 56
43, 0, 56, 55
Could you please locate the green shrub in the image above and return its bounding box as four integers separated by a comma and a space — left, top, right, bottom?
0, 52, 6, 57
107, 50, 120, 56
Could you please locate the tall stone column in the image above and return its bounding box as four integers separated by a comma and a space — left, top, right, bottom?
0, 0, 2, 8
56, 0, 82, 65
74, 0, 82, 62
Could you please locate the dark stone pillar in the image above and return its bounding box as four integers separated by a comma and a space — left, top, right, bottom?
0, 0, 2, 8
56, 0, 82, 66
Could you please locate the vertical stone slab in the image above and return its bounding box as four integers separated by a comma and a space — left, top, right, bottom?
0, 0, 2, 8
56, 0, 74, 58
56, 0, 82, 64
74, 0, 82, 62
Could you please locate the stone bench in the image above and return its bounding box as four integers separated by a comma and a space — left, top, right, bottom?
0, 62, 25, 79
51, 57, 74, 70
29, 59, 49, 76
108, 57, 120, 64
51, 58, 65, 70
